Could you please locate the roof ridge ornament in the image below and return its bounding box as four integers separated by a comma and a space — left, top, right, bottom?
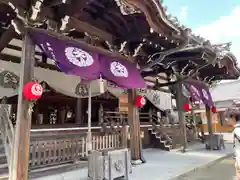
213, 42, 232, 59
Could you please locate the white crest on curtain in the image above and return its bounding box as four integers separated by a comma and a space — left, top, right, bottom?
110, 61, 128, 77
65, 47, 94, 67
202, 89, 209, 100
190, 85, 201, 97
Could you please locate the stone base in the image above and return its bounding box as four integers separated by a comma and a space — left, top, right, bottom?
131, 159, 143, 165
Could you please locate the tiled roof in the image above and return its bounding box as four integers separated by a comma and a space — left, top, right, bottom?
210, 80, 240, 102
158, 0, 235, 59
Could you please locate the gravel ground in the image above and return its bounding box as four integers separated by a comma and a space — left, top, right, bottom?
175, 156, 236, 180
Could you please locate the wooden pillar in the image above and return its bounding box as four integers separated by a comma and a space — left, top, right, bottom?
190, 103, 198, 139
33, 103, 38, 125
121, 120, 128, 148
59, 106, 66, 124
127, 89, 142, 163
205, 105, 213, 149
75, 98, 83, 124
10, 33, 35, 180
98, 104, 104, 125
148, 108, 153, 123
205, 105, 213, 134
175, 80, 188, 152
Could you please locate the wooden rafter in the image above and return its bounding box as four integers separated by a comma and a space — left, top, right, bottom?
68, 17, 114, 43
39, 4, 116, 43
125, 0, 180, 37
0, 27, 16, 52
0, 0, 116, 43
1, 0, 237, 81
44, 0, 70, 7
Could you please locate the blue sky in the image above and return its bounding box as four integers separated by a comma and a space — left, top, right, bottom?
164, 0, 240, 63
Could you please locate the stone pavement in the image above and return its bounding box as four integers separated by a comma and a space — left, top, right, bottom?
34, 141, 234, 180
172, 156, 235, 180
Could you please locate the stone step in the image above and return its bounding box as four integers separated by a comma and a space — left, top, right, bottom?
0, 163, 8, 177
149, 129, 173, 151
0, 164, 7, 169
0, 153, 7, 165
164, 145, 172, 151
0, 134, 9, 177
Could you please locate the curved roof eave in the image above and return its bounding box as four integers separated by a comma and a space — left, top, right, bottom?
126, 0, 233, 55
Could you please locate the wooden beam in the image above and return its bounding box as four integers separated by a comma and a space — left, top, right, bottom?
163, 56, 203, 62
29, 27, 134, 62
0, 27, 16, 52
36, 5, 115, 42
0, 53, 58, 71
9, 33, 35, 180
0, 0, 28, 8
0, 0, 115, 43
44, 0, 70, 7
68, 17, 114, 43
5, 43, 43, 57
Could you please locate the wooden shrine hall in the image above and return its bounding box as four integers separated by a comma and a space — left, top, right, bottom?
0, 0, 239, 179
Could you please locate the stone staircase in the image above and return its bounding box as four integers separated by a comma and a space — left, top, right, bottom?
149, 123, 195, 151
0, 101, 14, 179
149, 126, 173, 151
0, 138, 8, 177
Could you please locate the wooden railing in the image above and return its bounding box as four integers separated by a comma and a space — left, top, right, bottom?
0, 103, 123, 171
101, 110, 163, 124
29, 133, 121, 169
103, 111, 128, 124
0, 104, 180, 172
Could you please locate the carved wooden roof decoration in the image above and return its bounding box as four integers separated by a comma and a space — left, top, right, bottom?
0, 0, 238, 90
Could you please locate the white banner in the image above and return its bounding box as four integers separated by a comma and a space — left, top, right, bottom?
137, 89, 172, 110
0, 61, 108, 99
107, 86, 172, 110
0, 61, 172, 111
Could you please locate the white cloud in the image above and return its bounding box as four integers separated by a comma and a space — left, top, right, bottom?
194, 7, 240, 63
179, 6, 188, 22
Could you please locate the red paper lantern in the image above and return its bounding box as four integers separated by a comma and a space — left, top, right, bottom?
184, 103, 191, 111
211, 106, 217, 113
23, 82, 43, 100
136, 95, 146, 107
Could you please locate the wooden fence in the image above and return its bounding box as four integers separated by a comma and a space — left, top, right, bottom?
29, 133, 121, 169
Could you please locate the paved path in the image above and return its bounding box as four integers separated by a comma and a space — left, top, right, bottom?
173, 156, 236, 180
34, 142, 234, 180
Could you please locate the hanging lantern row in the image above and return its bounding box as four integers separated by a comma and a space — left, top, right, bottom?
23, 81, 43, 100
183, 103, 217, 113
136, 95, 146, 108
